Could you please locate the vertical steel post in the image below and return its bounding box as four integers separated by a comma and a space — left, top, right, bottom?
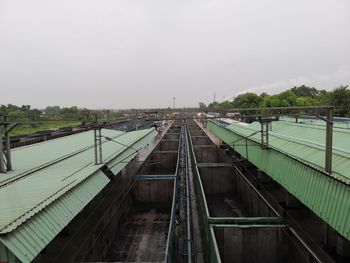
94, 129, 98, 165
4, 115, 11, 171
5, 133, 11, 171
260, 122, 264, 146
260, 121, 269, 149
0, 131, 4, 173
135, 114, 138, 130
325, 107, 333, 174
0, 114, 5, 173
98, 129, 102, 164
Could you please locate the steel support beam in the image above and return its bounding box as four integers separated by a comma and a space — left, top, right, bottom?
5, 131, 11, 171
0, 131, 4, 173
98, 129, 102, 164
325, 107, 333, 174
94, 129, 98, 164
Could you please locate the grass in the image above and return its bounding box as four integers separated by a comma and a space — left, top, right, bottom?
10, 122, 81, 136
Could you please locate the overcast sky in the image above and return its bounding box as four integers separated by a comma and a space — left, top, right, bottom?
1, 0, 349, 109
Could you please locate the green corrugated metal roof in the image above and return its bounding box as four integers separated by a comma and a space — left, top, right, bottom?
280, 116, 350, 129
106, 129, 158, 174
226, 121, 350, 183
0, 170, 109, 263
207, 121, 350, 241
0, 128, 157, 262
0, 129, 125, 185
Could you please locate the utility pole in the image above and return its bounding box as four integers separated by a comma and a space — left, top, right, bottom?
214, 92, 216, 102
173, 97, 176, 110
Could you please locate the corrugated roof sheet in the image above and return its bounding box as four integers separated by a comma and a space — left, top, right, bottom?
280, 116, 350, 129
0, 129, 124, 185
0, 128, 156, 262
0, 170, 109, 263
226, 121, 350, 184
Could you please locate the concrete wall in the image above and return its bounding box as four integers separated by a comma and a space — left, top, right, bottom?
197, 165, 276, 217
79, 178, 175, 262
133, 179, 174, 205
198, 166, 235, 194
156, 140, 179, 151
232, 170, 276, 217
191, 136, 213, 145
194, 146, 227, 163
163, 133, 180, 141
190, 130, 207, 136
140, 152, 178, 175
81, 190, 133, 261
213, 226, 310, 263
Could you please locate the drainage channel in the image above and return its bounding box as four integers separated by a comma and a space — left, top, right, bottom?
186, 119, 330, 263
76, 120, 199, 263
47, 122, 181, 263
175, 120, 195, 263
99, 123, 180, 262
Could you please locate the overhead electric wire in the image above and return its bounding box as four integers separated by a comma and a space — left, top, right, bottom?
101, 135, 140, 153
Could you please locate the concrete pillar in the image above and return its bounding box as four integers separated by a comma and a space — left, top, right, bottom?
336, 235, 350, 258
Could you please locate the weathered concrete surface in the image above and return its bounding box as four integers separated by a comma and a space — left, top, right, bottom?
105, 208, 171, 262
163, 133, 180, 141
133, 179, 174, 204
156, 140, 179, 151
191, 136, 213, 146
140, 152, 178, 175
213, 226, 310, 263
197, 165, 277, 218
193, 145, 227, 163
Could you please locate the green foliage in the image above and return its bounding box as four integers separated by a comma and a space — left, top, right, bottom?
207, 85, 350, 117
233, 93, 262, 108
0, 104, 126, 136
10, 122, 81, 136
291, 85, 319, 98
329, 85, 350, 116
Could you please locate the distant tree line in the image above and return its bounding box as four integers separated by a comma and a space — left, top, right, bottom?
0, 104, 124, 125
204, 85, 350, 117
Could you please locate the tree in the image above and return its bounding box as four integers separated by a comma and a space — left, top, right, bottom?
291, 85, 319, 98
205, 84, 344, 111
8, 110, 26, 120
44, 106, 61, 115
329, 85, 350, 116
208, 101, 221, 110
233, 93, 262, 108
61, 106, 79, 119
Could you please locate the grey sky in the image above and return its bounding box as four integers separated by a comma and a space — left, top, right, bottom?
1, 0, 349, 109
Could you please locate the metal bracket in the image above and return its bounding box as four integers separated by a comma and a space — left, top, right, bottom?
258, 117, 278, 149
